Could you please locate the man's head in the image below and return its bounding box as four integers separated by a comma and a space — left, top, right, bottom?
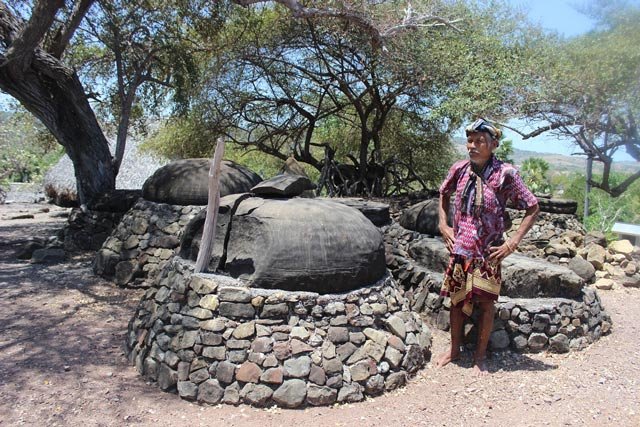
465, 119, 501, 166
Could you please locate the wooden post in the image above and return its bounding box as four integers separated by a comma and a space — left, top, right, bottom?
194, 138, 225, 273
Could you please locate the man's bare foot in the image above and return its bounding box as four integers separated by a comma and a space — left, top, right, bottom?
473, 358, 489, 376
434, 349, 460, 368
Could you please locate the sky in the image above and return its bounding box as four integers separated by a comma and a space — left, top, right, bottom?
493, 0, 634, 162
1, 1, 636, 162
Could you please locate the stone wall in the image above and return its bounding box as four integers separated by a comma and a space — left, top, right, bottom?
64, 208, 125, 251
383, 223, 612, 353
507, 209, 584, 244
126, 257, 431, 407
93, 200, 203, 287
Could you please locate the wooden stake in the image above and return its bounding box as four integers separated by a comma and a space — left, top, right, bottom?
194, 138, 225, 273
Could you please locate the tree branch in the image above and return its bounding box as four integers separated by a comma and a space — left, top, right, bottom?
49, 0, 95, 58
3, 0, 64, 70
232, 0, 460, 48
591, 168, 640, 198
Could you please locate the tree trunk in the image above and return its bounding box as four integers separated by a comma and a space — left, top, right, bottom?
0, 56, 115, 206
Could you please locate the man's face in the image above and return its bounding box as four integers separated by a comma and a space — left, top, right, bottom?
466, 131, 496, 165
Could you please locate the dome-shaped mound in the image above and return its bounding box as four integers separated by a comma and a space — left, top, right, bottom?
181, 196, 386, 293
142, 159, 262, 205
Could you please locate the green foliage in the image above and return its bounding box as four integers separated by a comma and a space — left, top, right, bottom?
0, 111, 63, 185
140, 117, 283, 180
520, 157, 552, 195
495, 139, 514, 164
515, 1, 640, 196
563, 172, 640, 234
181, 1, 542, 195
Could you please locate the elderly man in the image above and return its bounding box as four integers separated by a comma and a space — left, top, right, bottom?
435, 118, 540, 374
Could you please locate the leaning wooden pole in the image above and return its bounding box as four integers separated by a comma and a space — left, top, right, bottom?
194, 138, 226, 273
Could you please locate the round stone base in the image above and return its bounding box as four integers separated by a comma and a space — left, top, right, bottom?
126, 258, 431, 407
393, 263, 611, 353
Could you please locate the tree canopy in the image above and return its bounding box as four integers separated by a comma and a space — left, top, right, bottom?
510, 1, 640, 197
149, 1, 540, 196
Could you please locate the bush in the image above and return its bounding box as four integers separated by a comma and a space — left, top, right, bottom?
0, 110, 63, 187
563, 171, 640, 236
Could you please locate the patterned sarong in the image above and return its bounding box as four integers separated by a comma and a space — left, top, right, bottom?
440, 254, 501, 317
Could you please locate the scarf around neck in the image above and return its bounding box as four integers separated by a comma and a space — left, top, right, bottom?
461, 157, 496, 217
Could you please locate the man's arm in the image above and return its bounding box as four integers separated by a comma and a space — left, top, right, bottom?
488, 203, 539, 262
439, 193, 455, 251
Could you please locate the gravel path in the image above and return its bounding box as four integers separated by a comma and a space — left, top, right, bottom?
1, 203, 639, 427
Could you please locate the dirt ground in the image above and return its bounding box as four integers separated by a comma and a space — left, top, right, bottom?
1, 202, 639, 427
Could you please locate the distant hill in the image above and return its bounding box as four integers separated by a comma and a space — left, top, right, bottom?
452, 138, 637, 176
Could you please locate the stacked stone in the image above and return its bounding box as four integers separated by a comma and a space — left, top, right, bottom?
587, 239, 640, 290
492, 291, 611, 353
94, 200, 203, 287
126, 258, 431, 408
412, 289, 611, 353
63, 208, 125, 251
382, 222, 612, 353
507, 209, 584, 246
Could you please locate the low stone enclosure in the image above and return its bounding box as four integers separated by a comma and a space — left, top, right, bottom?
384, 222, 612, 353
127, 259, 430, 407
125, 194, 429, 407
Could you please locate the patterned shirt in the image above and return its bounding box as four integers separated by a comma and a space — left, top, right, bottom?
439, 156, 538, 260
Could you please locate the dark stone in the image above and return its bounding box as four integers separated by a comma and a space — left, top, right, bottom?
532, 314, 551, 332
326, 374, 343, 389
327, 327, 350, 344
143, 159, 262, 205
309, 364, 326, 385
158, 364, 177, 390
489, 330, 510, 350
512, 334, 528, 351
216, 361, 236, 384
336, 342, 357, 362
218, 302, 255, 318
567, 257, 596, 281
325, 198, 391, 226
549, 334, 570, 353
150, 235, 180, 249
501, 254, 584, 298
399, 198, 453, 236
88, 189, 142, 212
251, 336, 274, 353
220, 198, 386, 293
272, 379, 307, 408
240, 383, 273, 407
93, 249, 120, 276
31, 248, 65, 264
401, 345, 424, 374
306, 384, 338, 406
222, 382, 241, 405
365, 374, 385, 395
407, 239, 450, 273
198, 379, 225, 404
251, 174, 315, 197
261, 303, 289, 317
177, 381, 198, 400
323, 358, 343, 375
115, 260, 140, 286
188, 368, 210, 384
384, 372, 407, 391
16, 241, 46, 259
200, 332, 223, 346
337, 383, 364, 403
